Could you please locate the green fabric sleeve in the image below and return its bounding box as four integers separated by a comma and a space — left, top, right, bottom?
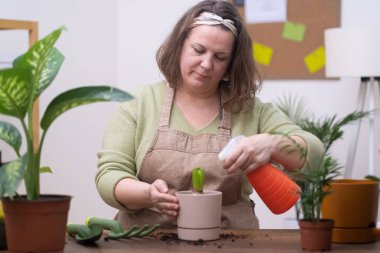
96, 99, 139, 211
96, 82, 166, 211
255, 99, 325, 174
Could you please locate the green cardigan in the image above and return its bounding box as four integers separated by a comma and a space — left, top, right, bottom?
96, 81, 325, 211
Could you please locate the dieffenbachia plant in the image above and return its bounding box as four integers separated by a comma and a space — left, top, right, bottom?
192, 167, 205, 194
0, 27, 133, 200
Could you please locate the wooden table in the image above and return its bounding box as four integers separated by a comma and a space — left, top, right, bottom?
61, 229, 379, 253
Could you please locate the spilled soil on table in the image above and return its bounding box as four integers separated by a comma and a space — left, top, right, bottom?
152, 232, 251, 248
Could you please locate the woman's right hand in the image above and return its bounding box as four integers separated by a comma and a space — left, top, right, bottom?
115, 178, 179, 218
148, 179, 179, 218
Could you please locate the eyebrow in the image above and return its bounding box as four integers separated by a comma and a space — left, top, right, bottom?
192, 42, 230, 56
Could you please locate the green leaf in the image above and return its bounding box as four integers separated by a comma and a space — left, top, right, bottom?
275, 94, 368, 154
295, 156, 341, 221
0, 121, 22, 155
275, 94, 311, 126
364, 175, 380, 182
40, 86, 134, 131
13, 27, 64, 101
0, 156, 26, 199
192, 167, 205, 193
39, 167, 52, 174
0, 68, 32, 119
302, 111, 368, 153
36, 48, 65, 99
13, 48, 64, 100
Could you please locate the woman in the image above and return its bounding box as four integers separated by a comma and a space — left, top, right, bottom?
96, 0, 324, 229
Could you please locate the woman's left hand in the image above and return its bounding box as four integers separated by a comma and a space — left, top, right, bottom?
222, 134, 276, 175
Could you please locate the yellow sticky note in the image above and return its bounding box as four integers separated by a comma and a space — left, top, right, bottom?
253, 42, 274, 66
304, 46, 325, 74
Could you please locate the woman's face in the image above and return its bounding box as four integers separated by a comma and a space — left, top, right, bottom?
179, 25, 235, 96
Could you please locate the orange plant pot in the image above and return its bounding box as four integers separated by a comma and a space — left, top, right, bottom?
2, 195, 71, 252
247, 163, 300, 214
322, 179, 379, 243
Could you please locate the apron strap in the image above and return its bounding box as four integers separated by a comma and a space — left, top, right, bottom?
218, 89, 231, 137
158, 86, 175, 130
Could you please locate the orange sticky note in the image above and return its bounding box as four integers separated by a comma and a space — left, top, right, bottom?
253, 42, 273, 66
304, 46, 325, 74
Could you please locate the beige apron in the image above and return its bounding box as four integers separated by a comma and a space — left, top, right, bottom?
117, 87, 259, 229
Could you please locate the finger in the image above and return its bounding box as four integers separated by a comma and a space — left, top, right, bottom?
223, 148, 243, 169
153, 179, 169, 193
156, 202, 179, 217
246, 163, 259, 174
226, 151, 252, 174
161, 209, 178, 218
234, 152, 250, 170
156, 193, 179, 203
246, 160, 266, 174
226, 163, 240, 174
157, 201, 179, 211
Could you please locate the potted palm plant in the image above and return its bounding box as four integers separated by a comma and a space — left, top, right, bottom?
296, 157, 340, 251
275, 95, 368, 251
0, 27, 133, 252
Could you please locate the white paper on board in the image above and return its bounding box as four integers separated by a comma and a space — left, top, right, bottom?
245, 0, 287, 24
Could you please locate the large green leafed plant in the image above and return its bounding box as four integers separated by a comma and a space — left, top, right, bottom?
276, 95, 368, 221
0, 27, 133, 200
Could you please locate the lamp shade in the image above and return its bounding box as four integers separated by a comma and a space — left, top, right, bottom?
324, 27, 380, 77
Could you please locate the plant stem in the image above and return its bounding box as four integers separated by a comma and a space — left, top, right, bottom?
36, 130, 47, 176
23, 104, 39, 200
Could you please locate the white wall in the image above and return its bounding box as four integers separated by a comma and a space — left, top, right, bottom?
1, 0, 379, 228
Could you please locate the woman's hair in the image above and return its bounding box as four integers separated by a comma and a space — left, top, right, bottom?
156, 0, 262, 113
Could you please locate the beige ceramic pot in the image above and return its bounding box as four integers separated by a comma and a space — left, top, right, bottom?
176, 190, 222, 241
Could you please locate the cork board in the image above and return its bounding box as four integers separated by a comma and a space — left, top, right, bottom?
235, 0, 341, 80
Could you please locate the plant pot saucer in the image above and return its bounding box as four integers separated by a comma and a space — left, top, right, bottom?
178, 227, 220, 241
332, 227, 376, 243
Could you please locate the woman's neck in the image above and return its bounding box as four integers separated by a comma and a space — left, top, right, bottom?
175, 87, 219, 107
174, 87, 220, 129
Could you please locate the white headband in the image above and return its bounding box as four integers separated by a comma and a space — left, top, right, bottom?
192, 12, 237, 37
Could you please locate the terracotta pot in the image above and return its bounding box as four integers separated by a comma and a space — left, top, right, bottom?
0, 219, 6, 250
298, 219, 334, 251
247, 163, 300, 214
176, 190, 222, 241
2, 195, 71, 252
321, 179, 379, 243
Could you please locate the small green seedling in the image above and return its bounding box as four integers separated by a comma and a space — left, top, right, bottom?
192, 167, 205, 194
